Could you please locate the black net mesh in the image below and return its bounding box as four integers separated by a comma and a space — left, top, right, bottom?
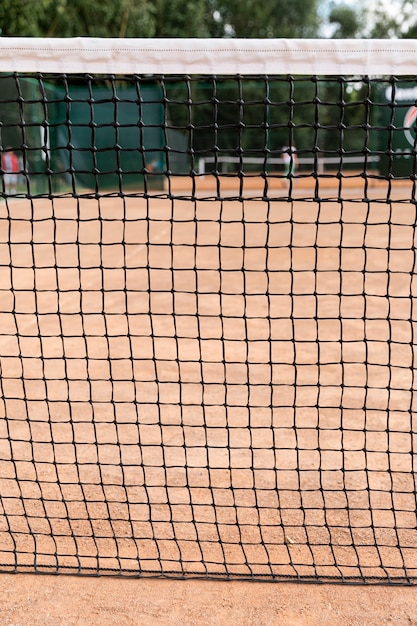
0, 72, 417, 582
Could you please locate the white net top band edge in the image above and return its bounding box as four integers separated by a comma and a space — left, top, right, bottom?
0, 37, 416, 75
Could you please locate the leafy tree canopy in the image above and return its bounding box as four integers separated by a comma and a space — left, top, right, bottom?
0, 0, 415, 40
210, 0, 320, 38
0, 0, 319, 38
327, 0, 417, 39
328, 5, 363, 39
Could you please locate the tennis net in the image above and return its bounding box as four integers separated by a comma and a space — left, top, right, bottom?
1, 38, 417, 583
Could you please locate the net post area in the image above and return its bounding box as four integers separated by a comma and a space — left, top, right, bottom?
0, 38, 416, 583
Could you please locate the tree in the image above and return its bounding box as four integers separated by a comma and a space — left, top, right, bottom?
212, 0, 320, 38
373, 1, 417, 39
328, 5, 363, 38
0, 0, 47, 37
0, 0, 155, 37
327, 0, 417, 40
153, 0, 214, 38
0, 0, 321, 39
40, 0, 155, 38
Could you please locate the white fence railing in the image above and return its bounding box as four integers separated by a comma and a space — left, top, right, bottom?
198, 155, 381, 175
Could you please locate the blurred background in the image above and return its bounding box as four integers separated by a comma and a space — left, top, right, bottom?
0, 0, 415, 40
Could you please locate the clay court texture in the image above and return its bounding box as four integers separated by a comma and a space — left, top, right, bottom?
0, 173, 416, 584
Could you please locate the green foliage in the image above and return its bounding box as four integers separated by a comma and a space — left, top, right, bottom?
0, 0, 320, 38
328, 0, 417, 40
153, 0, 214, 37
371, 1, 416, 39
1, 0, 417, 40
213, 0, 320, 38
0, 0, 46, 36
328, 5, 362, 39
0, 0, 155, 37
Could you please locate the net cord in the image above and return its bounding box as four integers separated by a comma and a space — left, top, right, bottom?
0, 37, 416, 75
